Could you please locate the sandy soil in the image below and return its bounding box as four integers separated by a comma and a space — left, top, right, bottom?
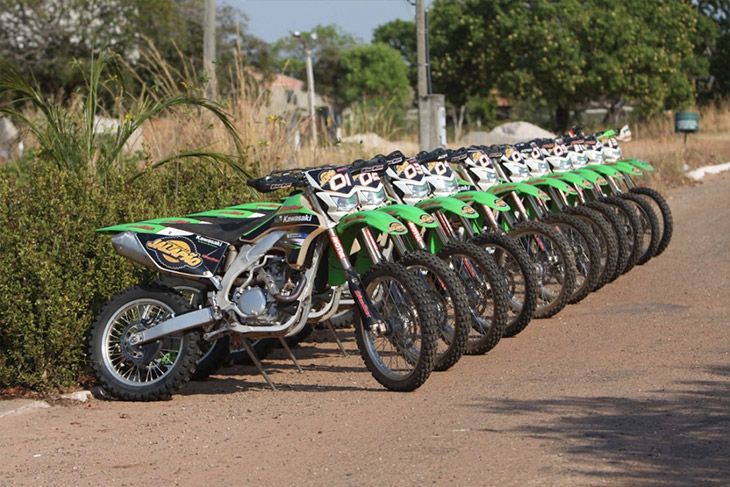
1, 174, 729, 487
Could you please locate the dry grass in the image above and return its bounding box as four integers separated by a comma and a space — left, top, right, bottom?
623, 103, 730, 190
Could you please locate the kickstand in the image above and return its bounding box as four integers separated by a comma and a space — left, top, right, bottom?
277, 337, 303, 373
240, 338, 277, 391
325, 319, 349, 357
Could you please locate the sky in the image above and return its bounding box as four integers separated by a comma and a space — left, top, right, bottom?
225, 0, 433, 43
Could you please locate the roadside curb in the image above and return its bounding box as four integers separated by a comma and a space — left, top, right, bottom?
0, 399, 50, 419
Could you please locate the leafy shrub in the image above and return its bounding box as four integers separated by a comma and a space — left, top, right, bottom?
0, 161, 257, 391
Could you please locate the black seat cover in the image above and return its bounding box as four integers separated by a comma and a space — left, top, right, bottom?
166, 214, 273, 244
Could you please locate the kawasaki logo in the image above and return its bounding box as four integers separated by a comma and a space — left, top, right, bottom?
281, 214, 313, 223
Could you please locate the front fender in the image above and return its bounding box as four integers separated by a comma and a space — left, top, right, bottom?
329, 210, 409, 286
451, 190, 511, 212
527, 177, 577, 195
585, 164, 621, 177
376, 204, 439, 228
621, 158, 655, 172
415, 196, 480, 219
336, 210, 408, 241
611, 161, 645, 176
489, 182, 551, 201
549, 172, 593, 189
575, 168, 610, 186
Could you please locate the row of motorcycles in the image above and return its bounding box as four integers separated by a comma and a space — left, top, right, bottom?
90, 126, 672, 400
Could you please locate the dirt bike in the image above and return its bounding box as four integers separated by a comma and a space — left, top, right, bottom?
349, 153, 510, 355
443, 145, 577, 319
90, 167, 440, 400
483, 142, 603, 304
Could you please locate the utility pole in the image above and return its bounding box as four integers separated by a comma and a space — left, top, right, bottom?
203, 0, 217, 100
305, 46, 318, 146
416, 0, 429, 151
294, 31, 318, 147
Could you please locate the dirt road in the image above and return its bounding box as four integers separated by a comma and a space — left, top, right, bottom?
1, 174, 729, 486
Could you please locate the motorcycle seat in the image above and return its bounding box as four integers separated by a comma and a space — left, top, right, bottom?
165, 215, 273, 244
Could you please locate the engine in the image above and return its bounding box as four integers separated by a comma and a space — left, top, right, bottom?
231, 254, 306, 325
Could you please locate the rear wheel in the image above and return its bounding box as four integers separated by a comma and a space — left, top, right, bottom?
354, 261, 438, 391
630, 187, 673, 256
157, 278, 229, 380
471, 231, 538, 338
89, 285, 201, 401
400, 250, 470, 371
508, 220, 576, 319
438, 241, 509, 355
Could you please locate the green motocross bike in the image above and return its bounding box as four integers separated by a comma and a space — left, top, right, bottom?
90, 167, 440, 400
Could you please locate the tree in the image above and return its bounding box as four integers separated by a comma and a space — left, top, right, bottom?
696, 0, 730, 99
428, 0, 714, 132
273, 24, 358, 106
0, 0, 271, 97
340, 43, 411, 108
428, 0, 501, 138
0, 0, 137, 94
373, 19, 417, 88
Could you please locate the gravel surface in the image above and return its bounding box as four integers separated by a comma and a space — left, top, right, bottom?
1, 174, 728, 486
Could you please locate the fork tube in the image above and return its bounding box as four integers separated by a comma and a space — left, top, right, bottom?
360, 228, 384, 264
510, 192, 531, 221
391, 234, 410, 257
434, 210, 456, 240
459, 216, 476, 238
481, 204, 501, 232
405, 221, 428, 250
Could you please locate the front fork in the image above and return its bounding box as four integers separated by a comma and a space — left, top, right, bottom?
325, 227, 387, 335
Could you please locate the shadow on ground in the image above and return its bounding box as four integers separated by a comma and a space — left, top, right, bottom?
470, 365, 730, 485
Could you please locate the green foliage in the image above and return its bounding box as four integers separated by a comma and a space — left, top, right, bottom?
0, 161, 257, 391
0, 0, 272, 98
341, 44, 411, 108
428, 0, 716, 130
373, 19, 417, 88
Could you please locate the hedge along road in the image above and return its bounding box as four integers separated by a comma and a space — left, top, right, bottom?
1, 174, 729, 486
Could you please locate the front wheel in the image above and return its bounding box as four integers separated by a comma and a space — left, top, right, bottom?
354, 262, 438, 392
89, 285, 201, 401
544, 213, 602, 304
438, 241, 509, 355
470, 231, 538, 338
400, 250, 471, 371
630, 187, 673, 256
508, 220, 576, 319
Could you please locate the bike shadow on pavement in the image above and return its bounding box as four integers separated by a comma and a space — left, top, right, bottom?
180, 330, 385, 395
466, 365, 730, 486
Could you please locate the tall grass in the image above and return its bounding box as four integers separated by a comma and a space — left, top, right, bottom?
0, 54, 247, 182
623, 102, 730, 188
